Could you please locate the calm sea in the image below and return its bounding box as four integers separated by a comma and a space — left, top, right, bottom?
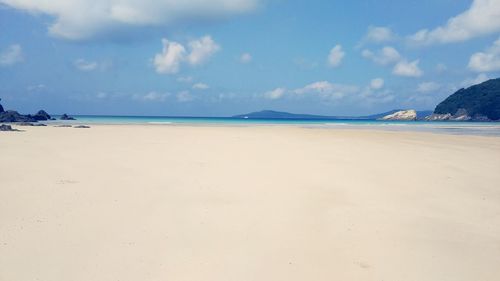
47, 115, 500, 137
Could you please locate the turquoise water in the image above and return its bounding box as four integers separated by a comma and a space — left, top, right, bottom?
48, 115, 500, 136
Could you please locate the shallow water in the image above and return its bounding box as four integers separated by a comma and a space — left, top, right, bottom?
46, 115, 500, 137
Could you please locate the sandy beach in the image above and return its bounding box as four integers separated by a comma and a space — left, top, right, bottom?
1, 125, 500, 281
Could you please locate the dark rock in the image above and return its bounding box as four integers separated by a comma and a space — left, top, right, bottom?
50, 118, 56, 121
74, 125, 90, 128
0, 99, 4, 113
60, 114, 76, 120
55, 124, 73, 127
33, 110, 51, 121
472, 114, 491, 121
18, 122, 47, 127
17, 122, 34, 126
0, 110, 37, 123
0, 124, 16, 131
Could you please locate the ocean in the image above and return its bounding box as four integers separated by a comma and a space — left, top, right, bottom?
46, 115, 500, 137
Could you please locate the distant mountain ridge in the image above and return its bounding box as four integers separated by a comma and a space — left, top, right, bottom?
233, 110, 334, 119
233, 109, 433, 120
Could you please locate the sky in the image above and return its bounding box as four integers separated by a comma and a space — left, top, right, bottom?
1, 0, 500, 116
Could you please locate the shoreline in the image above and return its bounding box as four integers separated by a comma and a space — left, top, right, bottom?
5, 121, 500, 137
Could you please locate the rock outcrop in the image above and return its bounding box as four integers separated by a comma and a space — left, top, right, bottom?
33, 110, 51, 121
425, 108, 491, 121
0, 124, 16, 131
18, 122, 47, 126
0, 110, 37, 123
0, 99, 55, 123
425, 113, 452, 121
448, 108, 471, 121
60, 114, 76, 120
379, 110, 417, 121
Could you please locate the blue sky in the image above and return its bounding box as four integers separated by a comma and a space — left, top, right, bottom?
1, 0, 500, 116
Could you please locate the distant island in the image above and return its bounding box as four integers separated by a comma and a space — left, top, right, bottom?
233, 109, 433, 120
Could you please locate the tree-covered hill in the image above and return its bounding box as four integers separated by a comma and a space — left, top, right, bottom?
434, 78, 500, 120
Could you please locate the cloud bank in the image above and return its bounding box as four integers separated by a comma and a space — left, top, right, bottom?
468, 37, 500, 72
0, 0, 260, 40
408, 0, 500, 45
294, 81, 358, 100
362, 46, 423, 77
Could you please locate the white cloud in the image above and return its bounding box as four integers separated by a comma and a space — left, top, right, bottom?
294, 81, 358, 100
363, 26, 395, 44
186, 35, 220, 65
362, 46, 423, 78
435, 63, 448, 73
133, 91, 170, 102
192, 83, 209, 90
461, 73, 490, 88
370, 78, 384, 90
177, 90, 193, 102
0, 44, 23, 66
0, 0, 260, 40
408, 0, 500, 45
393, 60, 423, 77
362, 46, 401, 65
74, 59, 99, 71
327, 45, 345, 67
468, 37, 500, 72
264, 80, 394, 106
27, 84, 46, 92
264, 88, 286, 100
240, 53, 252, 63
417, 82, 441, 93
153, 36, 219, 74
153, 39, 186, 74
74, 59, 112, 71
177, 76, 193, 83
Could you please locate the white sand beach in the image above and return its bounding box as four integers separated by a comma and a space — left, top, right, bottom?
1, 125, 500, 281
